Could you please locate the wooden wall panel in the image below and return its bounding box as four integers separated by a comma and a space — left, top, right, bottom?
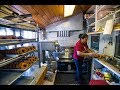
48, 5, 58, 20
21, 5, 38, 15
32, 14, 45, 28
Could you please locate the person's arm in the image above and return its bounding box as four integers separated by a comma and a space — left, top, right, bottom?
75, 41, 98, 57
77, 51, 96, 57
86, 48, 100, 58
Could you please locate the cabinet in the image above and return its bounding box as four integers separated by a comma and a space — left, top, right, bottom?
0, 26, 43, 85
86, 5, 120, 34
91, 58, 120, 85
95, 5, 119, 33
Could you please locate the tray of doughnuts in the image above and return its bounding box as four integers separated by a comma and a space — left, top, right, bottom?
0, 56, 38, 71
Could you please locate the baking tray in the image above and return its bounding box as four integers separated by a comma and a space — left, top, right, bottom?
0, 50, 37, 68
0, 39, 36, 46
0, 55, 19, 64
5, 49, 36, 56
0, 59, 38, 71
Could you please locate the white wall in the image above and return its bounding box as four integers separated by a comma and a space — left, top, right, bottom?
98, 33, 115, 56
46, 13, 83, 31
45, 13, 84, 46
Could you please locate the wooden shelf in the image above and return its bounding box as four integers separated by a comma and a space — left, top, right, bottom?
114, 28, 120, 31
88, 13, 95, 19
115, 17, 120, 20
87, 31, 103, 35
115, 8, 120, 14
88, 22, 95, 27
97, 8, 120, 23
36, 66, 48, 85
97, 12, 114, 22
97, 5, 117, 13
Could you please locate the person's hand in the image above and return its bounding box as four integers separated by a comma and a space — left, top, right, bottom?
98, 54, 107, 59
89, 53, 99, 57
94, 53, 100, 58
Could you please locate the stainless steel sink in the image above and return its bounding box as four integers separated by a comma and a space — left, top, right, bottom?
104, 57, 120, 69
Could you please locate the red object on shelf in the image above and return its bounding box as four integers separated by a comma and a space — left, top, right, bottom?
89, 80, 109, 85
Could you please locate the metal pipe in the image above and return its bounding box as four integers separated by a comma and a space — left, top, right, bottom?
36, 24, 41, 68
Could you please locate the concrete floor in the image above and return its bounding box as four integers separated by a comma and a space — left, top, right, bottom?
54, 72, 90, 85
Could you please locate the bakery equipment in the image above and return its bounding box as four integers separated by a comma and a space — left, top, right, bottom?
39, 40, 57, 72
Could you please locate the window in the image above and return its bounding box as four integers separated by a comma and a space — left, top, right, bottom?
23, 31, 33, 39
91, 34, 100, 51
115, 31, 120, 58
0, 27, 6, 35
32, 31, 36, 38
6, 27, 13, 35
15, 29, 20, 37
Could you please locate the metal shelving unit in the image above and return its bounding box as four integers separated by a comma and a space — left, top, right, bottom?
0, 24, 41, 85
0, 39, 36, 46
0, 50, 39, 85
0, 59, 38, 71
0, 50, 36, 68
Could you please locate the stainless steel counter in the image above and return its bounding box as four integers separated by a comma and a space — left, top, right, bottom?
0, 71, 23, 85
58, 59, 74, 63
94, 58, 120, 77
12, 76, 35, 85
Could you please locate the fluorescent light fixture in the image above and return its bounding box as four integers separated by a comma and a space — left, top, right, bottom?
64, 5, 75, 17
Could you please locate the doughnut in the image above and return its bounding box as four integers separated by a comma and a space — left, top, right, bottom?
6, 35, 17, 39
1, 36, 7, 39
17, 48, 27, 54
25, 47, 31, 52
18, 62, 29, 69
31, 46, 36, 50
0, 36, 4, 39
27, 46, 33, 51
24, 60, 32, 65
33, 56, 38, 60
28, 57, 35, 63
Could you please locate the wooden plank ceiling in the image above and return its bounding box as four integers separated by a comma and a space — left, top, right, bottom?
0, 5, 91, 30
